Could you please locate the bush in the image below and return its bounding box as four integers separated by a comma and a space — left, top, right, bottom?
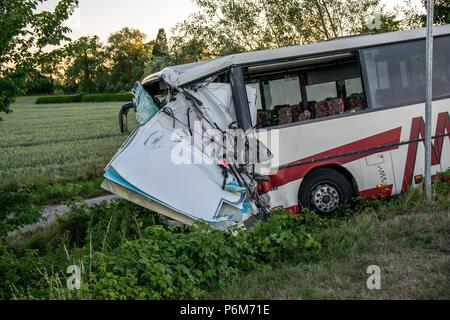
4, 180, 449, 300
35, 93, 132, 104
35, 94, 82, 104
0, 201, 320, 300
81, 93, 132, 103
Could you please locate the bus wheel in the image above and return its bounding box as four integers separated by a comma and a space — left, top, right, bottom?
299, 168, 354, 215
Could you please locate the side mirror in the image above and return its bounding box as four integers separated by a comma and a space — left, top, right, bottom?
119, 102, 136, 133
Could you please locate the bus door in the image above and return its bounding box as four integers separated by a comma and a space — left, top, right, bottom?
363, 151, 397, 197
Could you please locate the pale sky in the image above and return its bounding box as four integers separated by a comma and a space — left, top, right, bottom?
39, 0, 199, 41
38, 0, 424, 43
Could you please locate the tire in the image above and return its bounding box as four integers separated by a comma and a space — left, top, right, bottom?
298, 168, 354, 215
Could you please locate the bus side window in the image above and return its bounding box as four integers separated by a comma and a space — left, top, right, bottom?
362, 36, 450, 109
248, 56, 367, 129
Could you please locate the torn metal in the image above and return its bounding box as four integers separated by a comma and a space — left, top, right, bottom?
103, 68, 272, 230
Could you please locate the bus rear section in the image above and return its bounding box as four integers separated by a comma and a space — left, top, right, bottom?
249, 35, 450, 214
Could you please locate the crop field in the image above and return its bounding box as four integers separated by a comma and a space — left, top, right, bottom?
0, 98, 449, 301
0, 97, 134, 191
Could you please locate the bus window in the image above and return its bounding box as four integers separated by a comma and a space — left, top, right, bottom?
263, 75, 303, 110
434, 37, 450, 99
306, 82, 338, 102
246, 55, 367, 128
362, 36, 450, 109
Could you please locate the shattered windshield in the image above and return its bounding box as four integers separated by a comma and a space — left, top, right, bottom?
132, 81, 160, 125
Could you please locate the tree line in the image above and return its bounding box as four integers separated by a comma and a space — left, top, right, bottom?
1, 0, 450, 114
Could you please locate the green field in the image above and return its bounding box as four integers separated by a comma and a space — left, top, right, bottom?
0, 98, 448, 300
0, 97, 134, 190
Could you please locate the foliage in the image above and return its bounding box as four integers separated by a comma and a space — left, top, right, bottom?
145, 28, 173, 75
24, 70, 55, 95
208, 183, 450, 300
35, 94, 82, 104
35, 93, 132, 104
0, 0, 78, 115
0, 202, 320, 300
0, 178, 108, 237
107, 28, 153, 91
81, 93, 132, 103
2, 180, 449, 300
434, 0, 450, 24
172, 0, 400, 58
419, 0, 450, 25
63, 36, 110, 93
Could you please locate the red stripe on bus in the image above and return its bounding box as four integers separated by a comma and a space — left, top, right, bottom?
285, 205, 300, 213
359, 184, 393, 198
259, 127, 402, 195
402, 112, 450, 192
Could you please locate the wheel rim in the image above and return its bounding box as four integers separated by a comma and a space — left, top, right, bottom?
310, 183, 341, 213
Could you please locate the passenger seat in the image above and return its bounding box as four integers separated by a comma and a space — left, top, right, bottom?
315, 98, 345, 118
345, 93, 365, 111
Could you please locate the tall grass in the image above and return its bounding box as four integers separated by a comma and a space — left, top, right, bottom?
0, 98, 136, 190
1, 181, 449, 300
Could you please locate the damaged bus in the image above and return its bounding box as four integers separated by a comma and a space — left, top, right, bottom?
105, 25, 450, 229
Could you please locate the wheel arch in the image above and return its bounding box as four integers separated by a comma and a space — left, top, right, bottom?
301, 164, 359, 197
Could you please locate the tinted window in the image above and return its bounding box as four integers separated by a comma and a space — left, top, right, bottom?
363, 36, 450, 109
262, 75, 303, 110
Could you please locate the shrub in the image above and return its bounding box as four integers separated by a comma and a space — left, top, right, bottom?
35, 93, 132, 104
4, 180, 449, 300
35, 94, 82, 104
81, 93, 132, 103
1, 202, 320, 300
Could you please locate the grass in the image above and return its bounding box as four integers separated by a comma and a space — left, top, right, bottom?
0, 97, 135, 191
0, 184, 448, 300
206, 188, 450, 300
0, 97, 448, 300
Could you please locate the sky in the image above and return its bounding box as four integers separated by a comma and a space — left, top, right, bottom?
38, 0, 424, 43
39, 0, 199, 41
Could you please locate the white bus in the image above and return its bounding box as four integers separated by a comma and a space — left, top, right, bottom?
109, 25, 450, 227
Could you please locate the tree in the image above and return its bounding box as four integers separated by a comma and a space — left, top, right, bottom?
63, 36, 109, 93
170, 37, 212, 65
422, 0, 450, 25
107, 28, 153, 91
145, 28, 174, 74
172, 0, 395, 58
434, 0, 450, 24
152, 28, 169, 57
0, 0, 78, 115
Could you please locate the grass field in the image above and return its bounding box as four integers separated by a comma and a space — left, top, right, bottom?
1, 185, 448, 300
207, 197, 450, 300
0, 97, 448, 300
0, 97, 134, 191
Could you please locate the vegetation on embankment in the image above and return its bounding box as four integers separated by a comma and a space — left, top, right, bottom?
208, 183, 450, 300
1, 178, 449, 300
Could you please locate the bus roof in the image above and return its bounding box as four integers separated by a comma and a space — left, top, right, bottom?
143, 24, 450, 88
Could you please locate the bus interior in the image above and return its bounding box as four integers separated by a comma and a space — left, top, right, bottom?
244, 52, 367, 128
